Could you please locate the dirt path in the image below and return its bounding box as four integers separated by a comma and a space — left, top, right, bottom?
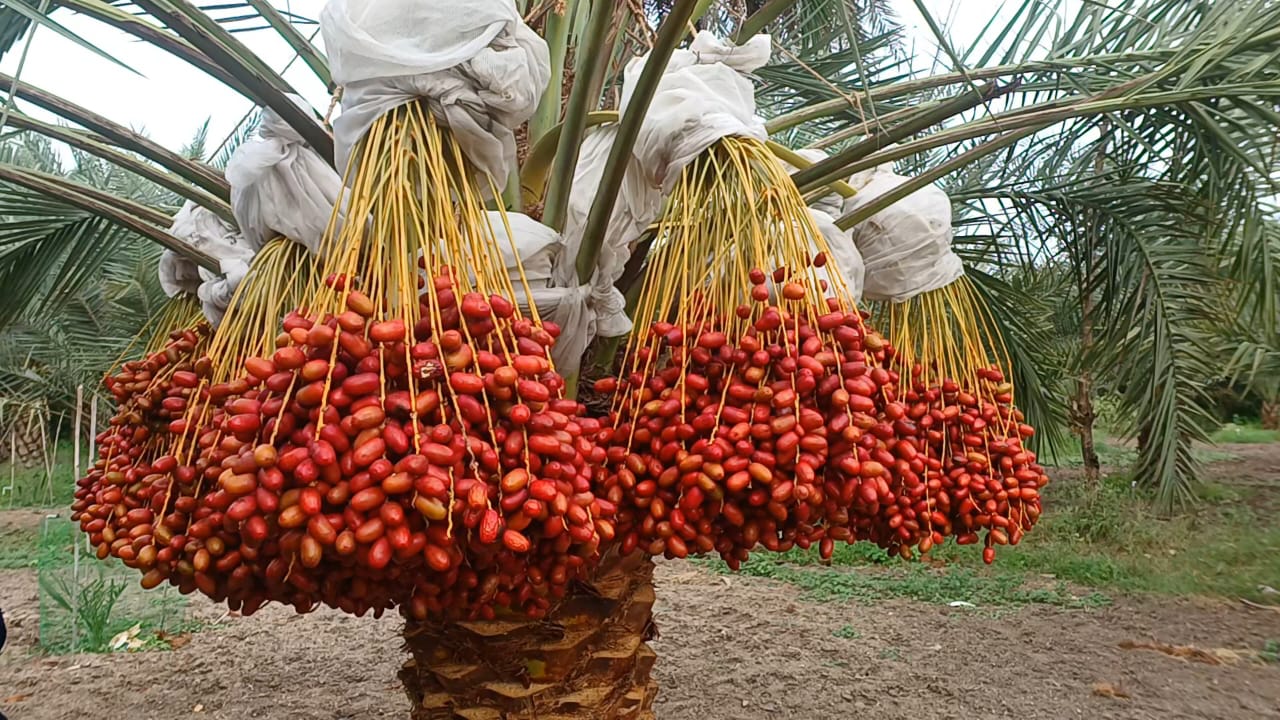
652, 565, 1280, 720
2, 527, 1277, 720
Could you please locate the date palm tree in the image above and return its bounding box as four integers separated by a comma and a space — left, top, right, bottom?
1, 0, 1278, 716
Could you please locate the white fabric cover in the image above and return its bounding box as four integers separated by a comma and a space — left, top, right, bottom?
621, 32, 771, 193
808, 208, 865, 303
164, 202, 255, 326
224, 94, 344, 254
781, 147, 843, 219
485, 212, 593, 377
840, 164, 963, 303
197, 259, 252, 328
157, 250, 202, 298
551, 33, 772, 368
321, 0, 549, 182
554, 126, 656, 342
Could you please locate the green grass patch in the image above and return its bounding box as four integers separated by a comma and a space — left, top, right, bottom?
31, 518, 203, 654
699, 551, 1109, 609
1043, 436, 1238, 469
1, 441, 76, 509
833, 624, 861, 639
1261, 640, 1280, 664
917, 478, 1280, 601
1042, 437, 1139, 468
699, 473, 1280, 607
1210, 422, 1280, 445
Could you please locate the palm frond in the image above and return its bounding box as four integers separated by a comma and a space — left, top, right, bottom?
0, 162, 215, 268
1, 71, 230, 199
0, 185, 140, 330
181, 117, 210, 161
126, 0, 333, 163
965, 164, 1232, 507
2, 114, 233, 219
0, 0, 140, 73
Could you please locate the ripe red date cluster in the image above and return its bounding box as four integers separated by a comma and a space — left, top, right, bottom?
77, 272, 615, 620
72, 327, 213, 587
74, 261, 1049, 621
861, 364, 1047, 563
597, 266, 1048, 568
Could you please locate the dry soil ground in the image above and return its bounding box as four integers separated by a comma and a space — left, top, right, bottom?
2, 449, 1279, 720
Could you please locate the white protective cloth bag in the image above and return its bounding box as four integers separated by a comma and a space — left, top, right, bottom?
840, 164, 963, 303
321, 0, 550, 182
780, 147, 843, 218
224, 94, 345, 254
552, 32, 773, 365
620, 32, 772, 193
157, 249, 203, 298
809, 208, 866, 302
164, 201, 256, 326
777, 148, 865, 301
485, 212, 592, 376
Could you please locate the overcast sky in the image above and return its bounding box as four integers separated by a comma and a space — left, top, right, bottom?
0, 0, 1044, 159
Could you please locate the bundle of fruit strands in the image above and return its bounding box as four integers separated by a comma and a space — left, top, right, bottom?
72, 260, 213, 585
73, 238, 318, 595
71, 199, 260, 580
73, 324, 211, 586
74, 83, 342, 599
840, 163, 1047, 561
548, 32, 775, 380
598, 130, 898, 569
157, 0, 610, 621
578, 32, 880, 568
776, 149, 866, 303
484, 211, 600, 379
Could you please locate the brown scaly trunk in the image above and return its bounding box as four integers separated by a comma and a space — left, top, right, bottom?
1262, 398, 1280, 431
0, 407, 47, 469
1137, 421, 1152, 456
400, 552, 658, 719
1073, 287, 1101, 485
1072, 126, 1105, 485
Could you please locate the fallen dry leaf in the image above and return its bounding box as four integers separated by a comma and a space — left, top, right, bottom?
2, 694, 31, 704
1091, 682, 1130, 700
156, 630, 193, 650
1120, 640, 1218, 664
193, 703, 204, 713
1118, 640, 1255, 665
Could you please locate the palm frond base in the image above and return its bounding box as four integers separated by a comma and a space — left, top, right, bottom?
399, 552, 658, 719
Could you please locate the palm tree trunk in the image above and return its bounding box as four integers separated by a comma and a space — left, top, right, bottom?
399, 551, 658, 719
1074, 289, 1101, 484
0, 405, 47, 469
1073, 127, 1106, 485
1262, 398, 1280, 431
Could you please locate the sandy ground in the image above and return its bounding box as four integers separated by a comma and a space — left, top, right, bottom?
1, 445, 1278, 719
2, 556, 1278, 719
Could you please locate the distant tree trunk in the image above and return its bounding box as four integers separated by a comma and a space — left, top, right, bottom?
0, 405, 47, 469
1072, 128, 1106, 485
1073, 294, 1101, 485
1262, 398, 1280, 430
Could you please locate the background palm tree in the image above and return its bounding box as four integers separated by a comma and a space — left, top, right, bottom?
0, 0, 1279, 716
0, 116, 245, 417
